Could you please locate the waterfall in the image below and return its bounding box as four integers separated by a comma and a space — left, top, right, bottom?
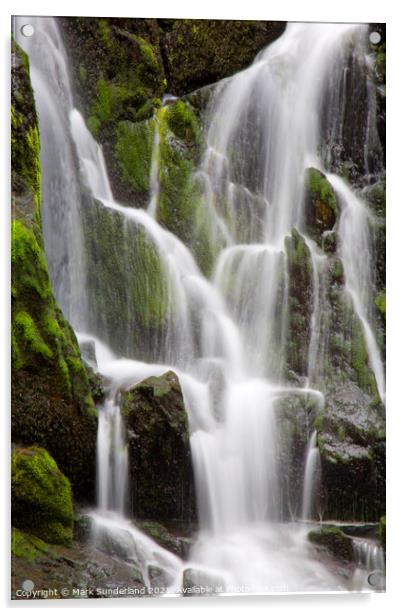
301, 431, 321, 521
352, 538, 385, 591
15, 16, 384, 593
331, 174, 385, 401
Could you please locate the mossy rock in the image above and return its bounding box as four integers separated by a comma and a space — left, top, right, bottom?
304, 168, 337, 244
11, 41, 97, 500
122, 371, 197, 523
308, 526, 354, 562
284, 228, 313, 376
81, 197, 171, 359
12, 447, 74, 546
11, 528, 51, 561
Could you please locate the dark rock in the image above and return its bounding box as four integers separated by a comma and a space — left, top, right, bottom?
86, 366, 106, 405
318, 381, 385, 521
308, 526, 354, 563
122, 371, 197, 524
162, 19, 286, 96
284, 228, 313, 376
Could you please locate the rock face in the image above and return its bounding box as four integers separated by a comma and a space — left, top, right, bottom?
285, 228, 314, 376
317, 382, 385, 522
121, 371, 197, 524
59, 17, 285, 207
11, 41, 97, 501
11, 447, 74, 545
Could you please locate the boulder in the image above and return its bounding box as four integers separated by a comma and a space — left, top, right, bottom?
308, 526, 354, 563
12, 447, 74, 545
121, 371, 197, 523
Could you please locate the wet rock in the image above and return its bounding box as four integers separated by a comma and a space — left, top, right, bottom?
86, 366, 106, 404
79, 340, 97, 369
182, 568, 225, 595
304, 168, 337, 242
135, 519, 194, 559
11, 530, 147, 599
284, 228, 314, 376
12, 447, 74, 545
147, 565, 169, 589
74, 513, 93, 544
308, 526, 354, 563
122, 371, 197, 523
317, 381, 385, 521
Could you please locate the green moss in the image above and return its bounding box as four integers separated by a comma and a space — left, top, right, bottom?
12, 447, 74, 545
165, 100, 201, 144
337, 426, 346, 442
87, 115, 101, 137
115, 119, 154, 192
351, 317, 378, 397
11, 528, 50, 561
378, 515, 386, 549
14, 311, 53, 360
136, 36, 159, 72
98, 18, 113, 50
375, 289, 386, 316
131, 229, 169, 329
78, 63, 87, 84
306, 168, 337, 214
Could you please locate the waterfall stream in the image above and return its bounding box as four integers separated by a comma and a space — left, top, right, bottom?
15, 17, 385, 594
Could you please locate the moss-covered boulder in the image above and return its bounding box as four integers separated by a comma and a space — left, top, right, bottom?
304, 168, 337, 244
284, 228, 313, 376
121, 371, 197, 524
11, 41, 97, 500
308, 526, 354, 562
12, 447, 74, 545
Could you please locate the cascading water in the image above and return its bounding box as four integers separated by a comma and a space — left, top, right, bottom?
301, 431, 321, 521
16, 16, 385, 594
